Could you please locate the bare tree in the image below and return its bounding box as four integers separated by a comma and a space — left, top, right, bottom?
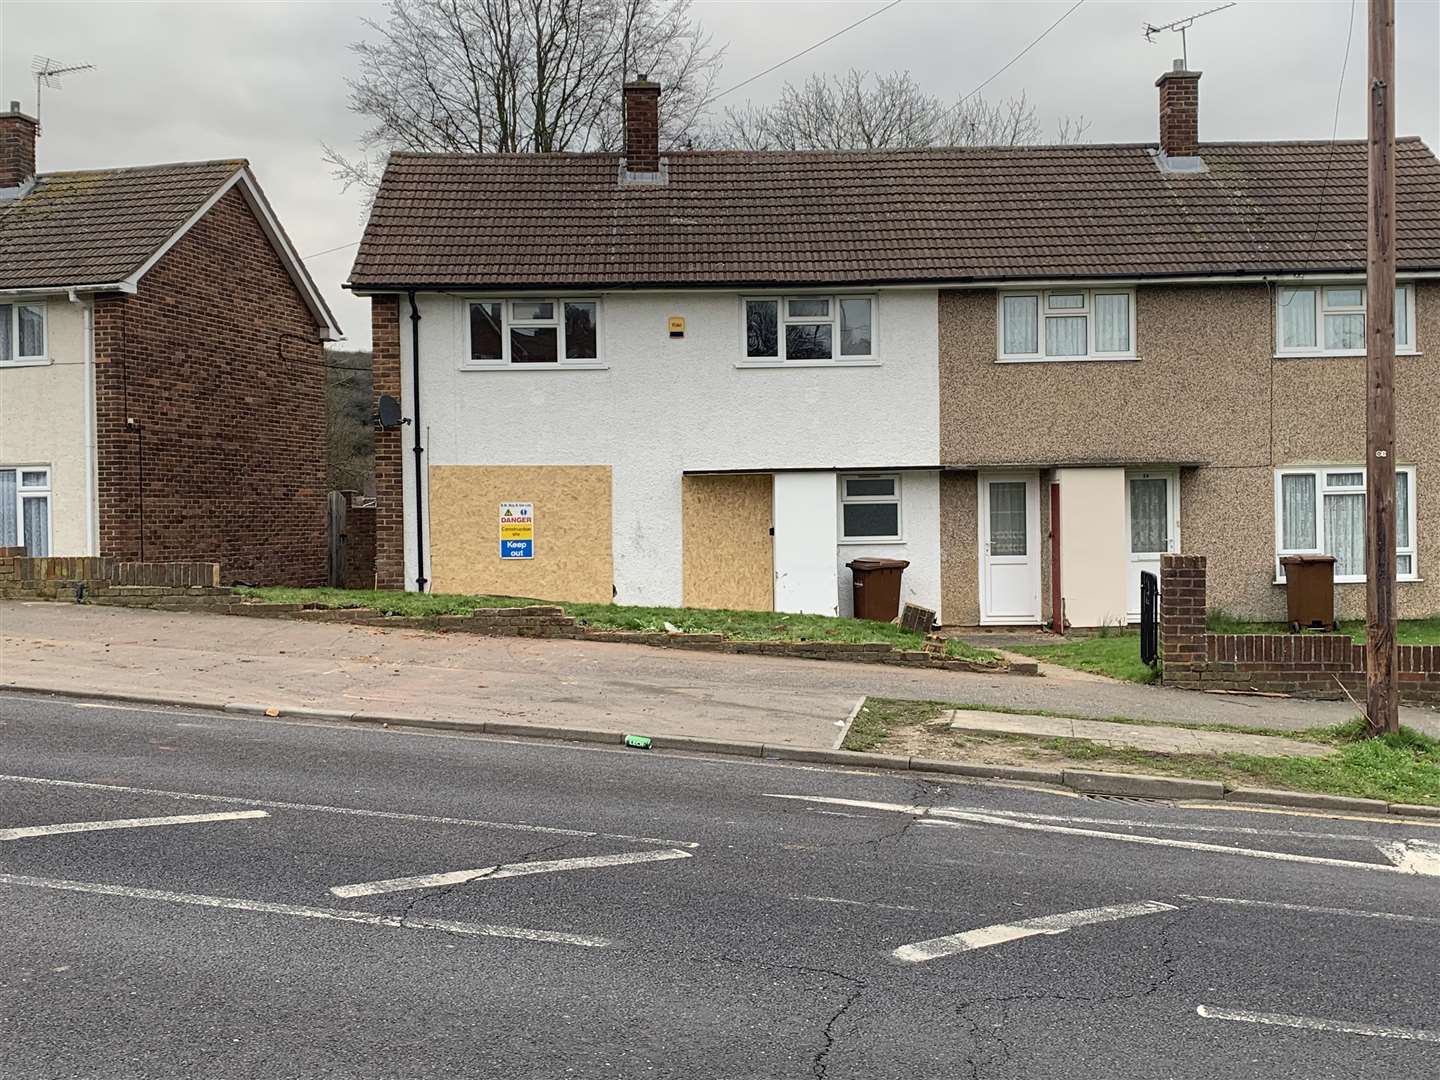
710, 70, 1088, 151
326, 0, 723, 191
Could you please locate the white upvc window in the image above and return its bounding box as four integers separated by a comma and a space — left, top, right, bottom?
1275, 465, 1418, 583
839, 474, 902, 542
0, 465, 52, 556
465, 298, 602, 367
742, 295, 876, 363
0, 301, 48, 365
997, 288, 1136, 361
1275, 282, 1417, 356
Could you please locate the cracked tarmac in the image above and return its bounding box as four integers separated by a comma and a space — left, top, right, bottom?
2, 693, 1438, 1079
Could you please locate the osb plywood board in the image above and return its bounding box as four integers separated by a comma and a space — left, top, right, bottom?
429, 465, 613, 603
683, 474, 773, 611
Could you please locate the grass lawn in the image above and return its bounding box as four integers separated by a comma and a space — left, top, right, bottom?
1010, 632, 1157, 684
845, 698, 1440, 806
240, 586, 1002, 665
1207, 610, 1440, 645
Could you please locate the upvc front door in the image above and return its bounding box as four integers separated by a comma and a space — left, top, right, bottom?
1126, 469, 1179, 621
979, 472, 1041, 624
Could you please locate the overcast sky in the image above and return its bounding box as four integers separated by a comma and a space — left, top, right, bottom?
4, 0, 1438, 350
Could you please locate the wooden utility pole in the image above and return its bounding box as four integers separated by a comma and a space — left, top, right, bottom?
1365, 0, 1399, 735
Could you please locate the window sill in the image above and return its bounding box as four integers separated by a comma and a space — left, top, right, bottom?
838, 537, 906, 546
994, 355, 1140, 365
1274, 350, 1421, 360
735, 359, 881, 369
459, 362, 609, 372
0, 358, 52, 369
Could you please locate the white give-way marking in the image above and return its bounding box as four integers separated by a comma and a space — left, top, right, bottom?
0, 809, 268, 842
330, 848, 693, 899
0, 872, 610, 948
1196, 1005, 1440, 1044
893, 900, 1176, 963
760, 794, 1440, 878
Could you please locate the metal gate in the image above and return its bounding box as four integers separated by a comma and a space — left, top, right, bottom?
1139, 570, 1159, 667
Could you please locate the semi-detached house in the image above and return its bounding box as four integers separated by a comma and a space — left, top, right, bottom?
348, 68, 1440, 628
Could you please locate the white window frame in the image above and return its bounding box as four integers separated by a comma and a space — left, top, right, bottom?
739, 294, 878, 366
0, 301, 49, 366
996, 288, 1137, 362
1274, 282, 1418, 357
1, 465, 52, 556
838, 473, 903, 543
461, 297, 605, 369
1273, 464, 1418, 584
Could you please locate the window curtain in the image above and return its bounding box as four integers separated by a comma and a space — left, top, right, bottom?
1129, 479, 1168, 553
21, 497, 48, 557
1002, 296, 1037, 354
989, 482, 1028, 556
1324, 492, 1365, 576
1280, 473, 1316, 549
1278, 288, 1315, 349
1397, 471, 1410, 549
1044, 316, 1086, 356
1395, 287, 1410, 348
1094, 294, 1130, 352
0, 471, 16, 547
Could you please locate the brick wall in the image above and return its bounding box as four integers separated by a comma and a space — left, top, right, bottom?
1160, 553, 1440, 704
371, 295, 404, 589
0, 553, 231, 608
93, 185, 328, 585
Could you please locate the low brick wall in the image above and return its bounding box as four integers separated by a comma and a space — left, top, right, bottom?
0, 555, 233, 608
1160, 554, 1440, 704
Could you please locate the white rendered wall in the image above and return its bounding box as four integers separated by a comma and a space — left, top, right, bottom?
836, 470, 942, 621
0, 297, 95, 555
773, 471, 840, 615
1057, 467, 1128, 628
396, 289, 941, 605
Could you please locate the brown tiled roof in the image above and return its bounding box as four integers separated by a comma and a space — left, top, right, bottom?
0, 159, 244, 289
348, 139, 1440, 289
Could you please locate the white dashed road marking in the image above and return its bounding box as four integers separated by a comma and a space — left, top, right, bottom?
0, 873, 610, 948
1181, 894, 1440, 926
1196, 1006, 1440, 1043
330, 848, 693, 898
892, 900, 1176, 963
0, 810, 269, 842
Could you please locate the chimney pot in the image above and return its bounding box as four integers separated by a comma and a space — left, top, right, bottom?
622, 78, 661, 175
0, 103, 38, 189
1155, 66, 1201, 158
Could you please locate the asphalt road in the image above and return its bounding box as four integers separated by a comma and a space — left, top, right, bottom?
1, 692, 1437, 1079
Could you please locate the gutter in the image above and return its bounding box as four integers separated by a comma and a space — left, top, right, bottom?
0, 282, 137, 298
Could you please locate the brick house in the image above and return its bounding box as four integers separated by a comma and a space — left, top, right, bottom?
0, 102, 341, 584
347, 68, 1440, 626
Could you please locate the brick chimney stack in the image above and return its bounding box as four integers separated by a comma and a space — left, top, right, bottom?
1156, 62, 1201, 158
623, 77, 661, 175
0, 101, 39, 189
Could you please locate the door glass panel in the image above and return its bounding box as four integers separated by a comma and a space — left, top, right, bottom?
989, 482, 1027, 556
1129, 478, 1168, 553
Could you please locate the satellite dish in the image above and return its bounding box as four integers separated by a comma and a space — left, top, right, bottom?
376, 394, 406, 430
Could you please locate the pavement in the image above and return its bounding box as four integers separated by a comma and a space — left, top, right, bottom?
2, 693, 1438, 1079
945, 709, 1334, 757
5, 602, 1436, 744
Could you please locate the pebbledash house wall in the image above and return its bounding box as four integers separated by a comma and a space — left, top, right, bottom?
937, 283, 1440, 623
370, 289, 943, 615
92, 185, 329, 586
0, 298, 94, 554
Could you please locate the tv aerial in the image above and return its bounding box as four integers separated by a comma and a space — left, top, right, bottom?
1143, 3, 1236, 70
32, 56, 96, 128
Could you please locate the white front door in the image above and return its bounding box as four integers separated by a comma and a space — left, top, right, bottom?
1126, 470, 1180, 620
979, 473, 1041, 624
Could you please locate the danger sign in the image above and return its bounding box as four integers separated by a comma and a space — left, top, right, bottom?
499, 501, 534, 559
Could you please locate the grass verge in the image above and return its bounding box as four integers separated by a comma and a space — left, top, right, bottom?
239, 587, 1001, 665
844, 697, 1440, 806
1009, 632, 1157, 684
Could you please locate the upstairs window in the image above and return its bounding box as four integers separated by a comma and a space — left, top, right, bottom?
0, 302, 48, 364
998, 289, 1135, 361
466, 299, 601, 366
743, 296, 875, 362
839, 474, 901, 541
1275, 465, 1417, 582
1276, 283, 1416, 356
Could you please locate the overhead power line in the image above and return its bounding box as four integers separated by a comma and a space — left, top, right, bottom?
960, 0, 1087, 104
704, 0, 906, 106
303, 240, 362, 261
